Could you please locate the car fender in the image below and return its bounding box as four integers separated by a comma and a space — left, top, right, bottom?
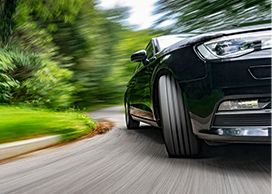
150, 54, 177, 126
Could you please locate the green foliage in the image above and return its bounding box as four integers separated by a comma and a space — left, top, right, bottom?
0, 0, 17, 47
155, 0, 271, 33
13, 7, 56, 54
0, 0, 164, 144
0, 47, 39, 102
0, 47, 75, 108
22, 57, 75, 108
0, 0, 160, 109
0, 105, 96, 143
48, 3, 159, 108
22, 0, 85, 29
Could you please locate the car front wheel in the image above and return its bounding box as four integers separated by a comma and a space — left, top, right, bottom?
158, 74, 199, 157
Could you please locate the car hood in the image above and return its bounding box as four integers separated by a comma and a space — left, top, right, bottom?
157, 24, 272, 58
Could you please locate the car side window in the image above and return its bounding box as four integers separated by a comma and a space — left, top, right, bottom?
133, 62, 143, 73
146, 42, 154, 60
133, 40, 154, 74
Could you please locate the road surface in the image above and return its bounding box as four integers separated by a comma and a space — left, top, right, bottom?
0, 106, 270, 194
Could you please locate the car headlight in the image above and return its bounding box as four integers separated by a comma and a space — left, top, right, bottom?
197, 31, 271, 60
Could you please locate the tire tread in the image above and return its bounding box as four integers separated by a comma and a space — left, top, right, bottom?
158, 74, 199, 157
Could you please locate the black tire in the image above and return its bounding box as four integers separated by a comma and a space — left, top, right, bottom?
158, 74, 199, 157
125, 101, 140, 129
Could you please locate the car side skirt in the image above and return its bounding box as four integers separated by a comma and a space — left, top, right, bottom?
131, 114, 159, 127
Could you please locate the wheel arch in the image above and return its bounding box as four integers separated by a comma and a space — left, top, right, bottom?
151, 67, 178, 127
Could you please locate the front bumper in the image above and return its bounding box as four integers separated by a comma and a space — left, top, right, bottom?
191, 95, 271, 144
196, 128, 271, 144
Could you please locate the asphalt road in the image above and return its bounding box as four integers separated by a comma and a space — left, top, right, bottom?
0, 106, 270, 194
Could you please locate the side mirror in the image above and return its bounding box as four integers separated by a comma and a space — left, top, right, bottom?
131, 50, 148, 64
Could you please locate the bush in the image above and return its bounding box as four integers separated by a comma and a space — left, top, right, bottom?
0, 47, 75, 108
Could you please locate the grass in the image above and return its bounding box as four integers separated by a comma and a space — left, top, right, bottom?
0, 106, 96, 144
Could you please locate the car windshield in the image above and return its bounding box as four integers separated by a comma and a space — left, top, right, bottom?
157, 34, 196, 50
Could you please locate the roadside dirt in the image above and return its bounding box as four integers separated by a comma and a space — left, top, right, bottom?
81, 119, 116, 138
53, 119, 116, 146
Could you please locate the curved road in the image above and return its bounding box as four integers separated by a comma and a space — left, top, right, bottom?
0, 106, 270, 194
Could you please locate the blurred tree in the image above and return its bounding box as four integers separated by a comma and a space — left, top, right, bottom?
69, 6, 132, 107
0, 0, 79, 108
0, 0, 17, 47
0, 0, 160, 109
155, 0, 271, 33
0, 0, 84, 47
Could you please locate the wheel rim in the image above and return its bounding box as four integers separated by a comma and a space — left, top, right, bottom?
125, 103, 129, 124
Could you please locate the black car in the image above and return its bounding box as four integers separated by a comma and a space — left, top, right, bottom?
124, 24, 271, 157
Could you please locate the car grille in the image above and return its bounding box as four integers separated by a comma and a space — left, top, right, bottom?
213, 112, 271, 127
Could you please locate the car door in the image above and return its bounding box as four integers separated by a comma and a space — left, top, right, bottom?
127, 41, 155, 121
